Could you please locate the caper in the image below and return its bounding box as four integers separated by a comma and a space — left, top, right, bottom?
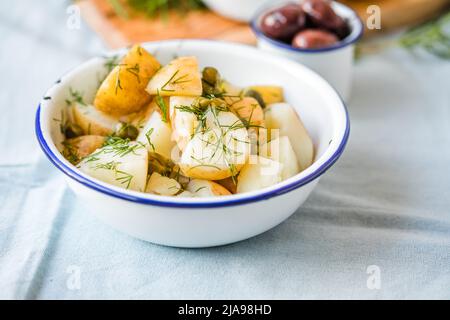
202, 67, 219, 86
202, 67, 222, 96
64, 123, 84, 138
148, 152, 174, 177
244, 89, 266, 109
116, 122, 139, 140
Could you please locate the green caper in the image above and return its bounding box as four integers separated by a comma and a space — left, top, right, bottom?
116, 122, 139, 140
148, 152, 174, 177
64, 123, 84, 138
244, 89, 266, 109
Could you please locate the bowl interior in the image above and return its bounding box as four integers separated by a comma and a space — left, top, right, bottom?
38, 40, 348, 207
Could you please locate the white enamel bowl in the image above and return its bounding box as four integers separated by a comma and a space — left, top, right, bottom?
36, 40, 349, 248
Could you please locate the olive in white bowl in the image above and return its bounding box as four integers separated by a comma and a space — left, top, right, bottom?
252, 0, 363, 101
36, 40, 349, 248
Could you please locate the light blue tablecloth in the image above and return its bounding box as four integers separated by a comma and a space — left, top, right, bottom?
1, 1, 449, 299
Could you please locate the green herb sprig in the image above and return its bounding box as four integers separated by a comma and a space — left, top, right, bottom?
108, 0, 205, 19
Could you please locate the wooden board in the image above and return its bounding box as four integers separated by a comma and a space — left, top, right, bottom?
78, 0, 450, 49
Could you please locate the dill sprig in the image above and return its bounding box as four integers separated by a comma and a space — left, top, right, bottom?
145, 128, 156, 151
400, 11, 450, 59
62, 140, 80, 165
65, 87, 86, 106
83, 137, 144, 163
160, 69, 191, 92
108, 0, 205, 19
156, 90, 169, 122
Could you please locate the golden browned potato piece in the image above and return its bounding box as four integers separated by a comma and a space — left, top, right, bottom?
247, 86, 284, 105
63, 135, 106, 164
120, 100, 157, 131
94, 45, 161, 116
146, 56, 202, 97
228, 97, 265, 128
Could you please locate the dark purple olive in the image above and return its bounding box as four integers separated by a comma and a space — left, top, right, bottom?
260, 4, 306, 40
301, 0, 349, 39
292, 29, 339, 49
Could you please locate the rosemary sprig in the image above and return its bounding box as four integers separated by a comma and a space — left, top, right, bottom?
104, 55, 121, 73
84, 137, 144, 163
126, 63, 141, 83
356, 11, 450, 60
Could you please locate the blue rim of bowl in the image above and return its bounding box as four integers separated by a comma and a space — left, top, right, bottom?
250, 2, 364, 54
36, 101, 349, 208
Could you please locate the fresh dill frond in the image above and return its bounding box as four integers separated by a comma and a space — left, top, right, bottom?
156, 90, 169, 122
145, 128, 156, 151
126, 63, 141, 83
65, 87, 86, 106
104, 55, 121, 73
160, 69, 190, 92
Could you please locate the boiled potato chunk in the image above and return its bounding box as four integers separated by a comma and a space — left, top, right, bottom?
63, 135, 106, 164
169, 96, 198, 151
247, 86, 284, 105
179, 108, 250, 180
94, 45, 161, 116
78, 141, 148, 191
145, 172, 181, 196
236, 156, 283, 194
177, 190, 196, 197
259, 136, 299, 180
265, 103, 314, 172
214, 177, 237, 194
146, 56, 202, 97
72, 102, 119, 136
136, 108, 176, 160
228, 97, 265, 128
186, 179, 231, 197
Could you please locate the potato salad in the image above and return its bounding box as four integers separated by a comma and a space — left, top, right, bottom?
60, 45, 314, 197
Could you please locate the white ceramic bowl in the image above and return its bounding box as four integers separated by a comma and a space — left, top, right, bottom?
36, 40, 349, 248
202, 0, 274, 22
251, 1, 363, 101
